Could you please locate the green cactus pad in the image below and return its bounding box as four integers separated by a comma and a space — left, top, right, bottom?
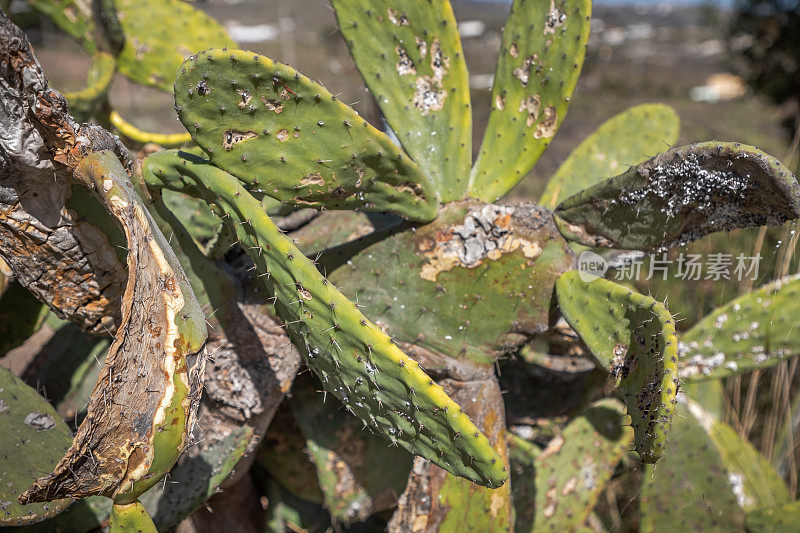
173, 49, 439, 221
555, 142, 800, 252
555, 271, 679, 462
29, 0, 96, 53
109, 500, 156, 533
62, 51, 116, 122
470, 0, 592, 202
324, 201, 574, 365
160, 189, 222, 246
701, 409, 791, 512
139, 425, 254, 529
0, 281, 48, 356
539, 103, 680, 210
145, 155, 507, 488
332, 0, 471, 201
679, 274, 800, 381
0, 366, 73, 526
640, 401, 745, 532
112, 0, 235, 92
290, 210, 399, 258
642, 398, 789, 530
746, 502, 800, 533
290, 373, 412, 522
388, 374, 512, 532
511, 399, 633, 532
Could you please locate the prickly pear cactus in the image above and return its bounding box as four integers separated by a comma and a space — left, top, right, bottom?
470, 0, 592, 202
331, 0, 471, 201
112, 0, 235, 92
556, 271, 679, 462
510, 398, 633, 532
0, 367, 73, 526
555, 142, 800, 251
540, 103, 681, 209
640, 397, 792, 532
143, 148, 507, 488
6, 1, 800, 531
174, 49, 440, 220
679, 273, 800, 380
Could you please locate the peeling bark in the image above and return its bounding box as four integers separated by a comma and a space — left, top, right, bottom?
0, 9, 129, 333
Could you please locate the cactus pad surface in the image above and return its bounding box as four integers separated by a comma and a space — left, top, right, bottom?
470, 0, 592, 202
512, 399, 632, 532
325, 201, 574, 364
144, 151, 508, 487
332, 0, 471, 201
174, 49, 439, 221
640, 401, 744, 532
679, 274, 800, 381
539, 103, 680, 209
0, 367, 73, 526
555, 271, 678, 462
113, 0, 235, 92
555, 142, 800, 252
109, 500, 156, 533
746, 502, 800, 533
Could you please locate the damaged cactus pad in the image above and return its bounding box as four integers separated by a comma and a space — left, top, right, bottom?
5, 1, 800, 531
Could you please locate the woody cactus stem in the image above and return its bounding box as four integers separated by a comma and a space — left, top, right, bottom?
21, 151, 207, 505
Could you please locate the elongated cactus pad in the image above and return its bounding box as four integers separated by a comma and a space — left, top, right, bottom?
0, 281, 48, 356
0, 366, 73, 526
511, 399, 633, 532
539, 103, 680, 209
29, 0, 96, 53
679, 274, 800, 381
746, 502, 800, 533
144, 152, 508, 488
290, 373, 412, 522
63, 51, 115, 122
555, 271, 678, 462
697, 404, 791, 512
174, 49, 439, 221
108, 111, 191, 148
555, 142, 800, 252
112, 0, 235, 92
388, 375, 512, 532
470, 0, 592, 202
325, 201, 574, 365
332, 0, 471, 201
640, 401, 745, 532
20, 152, 207, 504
